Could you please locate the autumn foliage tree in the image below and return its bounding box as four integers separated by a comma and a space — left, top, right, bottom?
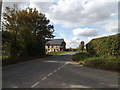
2, 5, 54, 58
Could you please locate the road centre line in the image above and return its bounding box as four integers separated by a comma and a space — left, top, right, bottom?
53, 70, 57, 73
61, 65, 64, 67
30, 62, 68, 88
48, 72, 53, 76
41, 77, 47, 81
41, 62, 68, 80
31, 82, 39, 88
57, 67, 61, 70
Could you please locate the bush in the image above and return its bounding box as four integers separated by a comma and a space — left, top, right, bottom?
72, 52, 120, 72
72, 52, 89, 62
84, 57, 120, 72
86, 34, 120, 57
72, 34, 120, 72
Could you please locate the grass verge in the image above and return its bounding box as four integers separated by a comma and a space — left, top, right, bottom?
72, 52, 120, 72
46, 51, 74, 55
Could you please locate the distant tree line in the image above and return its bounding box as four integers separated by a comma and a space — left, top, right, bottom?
2, 5, 54, 59
65, 47, 77, 52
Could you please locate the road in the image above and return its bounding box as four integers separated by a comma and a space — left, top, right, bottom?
2, 53, 119, 88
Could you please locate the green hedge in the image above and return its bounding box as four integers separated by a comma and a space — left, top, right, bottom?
72, 53, 120, 72
84, 57, 120, 72
86, 34, 120, 57
72, 52, 89, 62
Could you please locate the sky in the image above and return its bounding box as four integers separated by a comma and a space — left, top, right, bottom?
2, 0, 119, 48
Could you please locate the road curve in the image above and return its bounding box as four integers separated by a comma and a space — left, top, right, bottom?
2, 52, 119, 88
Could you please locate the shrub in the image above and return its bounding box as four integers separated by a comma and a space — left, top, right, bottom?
72, 52, 89, 62
84, 57, 120, 72
86, 34, 120, 57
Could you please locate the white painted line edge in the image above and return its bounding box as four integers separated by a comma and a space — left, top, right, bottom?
31, 82, 39, 88
57, 67, 61, 70
30, 62, 68, 88
53, 70, 57, 73
41, 77, 47, 81
48, 72, 53, 76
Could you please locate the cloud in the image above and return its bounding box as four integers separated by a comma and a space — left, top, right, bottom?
73, 28, 98, 37
19, 2, 52, 13
65, 33, 108, 48
64, 37, 80, 48
2, 1, 52, 13
46, 0, 117, 27
3, 0, 55, 2
2, 0, 118, 48
103, 20, 118, 33
95, 0, 119, 2
3, 1, 117, 28
31, 2, 52, 13
2, 2, 25, 11
87, 33, 108, 41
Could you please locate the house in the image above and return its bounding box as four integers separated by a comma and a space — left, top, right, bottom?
45, 39, 66, 52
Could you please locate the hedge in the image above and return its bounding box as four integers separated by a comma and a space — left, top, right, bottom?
84, 57, 120, 72
72, 52, 89, 62
86, 34, 120, 57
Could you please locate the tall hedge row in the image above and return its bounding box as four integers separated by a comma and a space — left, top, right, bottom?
86, 34, 120, 57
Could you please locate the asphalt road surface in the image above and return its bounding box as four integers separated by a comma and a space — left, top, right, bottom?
3, 52, 119, 88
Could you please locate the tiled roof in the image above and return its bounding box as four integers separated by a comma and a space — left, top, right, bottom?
46, 39, 65, 45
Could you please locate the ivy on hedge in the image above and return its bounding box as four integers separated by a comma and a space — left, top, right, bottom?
86, 34, 120, 57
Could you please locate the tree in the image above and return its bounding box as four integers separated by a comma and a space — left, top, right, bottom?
79, 41, 84, 52
2, 5, 22, 57
2, 5, 54, 58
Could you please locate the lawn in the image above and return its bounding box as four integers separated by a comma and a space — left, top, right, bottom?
72, 52, 120, 72
46, 51, 75, 55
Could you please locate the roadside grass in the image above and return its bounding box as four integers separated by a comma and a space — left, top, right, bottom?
46, 51, 75, 55
72, 52, 89, 62
2, 55, 51, 66
72, 52, 120, 72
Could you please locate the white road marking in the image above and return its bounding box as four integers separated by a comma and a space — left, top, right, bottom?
65, 62, 68, 64
61, 65, 64, 67
57, 67, 61, 70
48, 72, 53, 76
41, 77, 47, 81
53, 70, 57, 73
31, 82, 39, 88
30, 62, 68, 87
